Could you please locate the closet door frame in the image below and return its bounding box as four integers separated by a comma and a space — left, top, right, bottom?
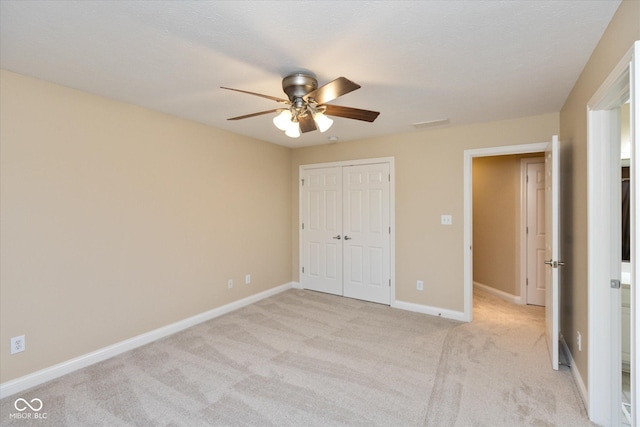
299, 157, 396, 304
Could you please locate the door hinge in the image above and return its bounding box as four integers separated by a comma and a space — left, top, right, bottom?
302, 223, 304, 230
389, 226, 391, 234
526, 278, 529, 286
388, 174, 391, 182
389, 279, 391, 287
611, 279, 621, 289
526, 174, 529, 183
301, 179, 305, 186
526, 226, 529, 235
302, 266, 305, 274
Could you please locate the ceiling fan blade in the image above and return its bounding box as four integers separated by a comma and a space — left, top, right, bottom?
298, 114, 317, 133
227, 109, 282, 120
221, 87, 289, 104
323, 105, 380, 122
304, 77, 361, 105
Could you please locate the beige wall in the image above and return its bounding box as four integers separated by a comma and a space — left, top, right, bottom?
291, 114, 559, 312
0, 70, 292, 383
473, 154, 543, 296
558, 0, 640, 390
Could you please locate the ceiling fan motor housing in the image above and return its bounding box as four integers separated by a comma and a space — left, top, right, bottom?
282, 73, 318, 101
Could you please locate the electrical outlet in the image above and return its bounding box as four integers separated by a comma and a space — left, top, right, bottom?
245, 274, 251, 285
228, 279, 233, 289
441, 215, 452, 225
417, 280, 424, 291
11, 335, 25, 354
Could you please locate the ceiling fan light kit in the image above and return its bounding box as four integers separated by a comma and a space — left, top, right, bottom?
222, 72, 380, 139
313, 112, 334, 133
284, 121, 301, 138
273, 110, 293, 131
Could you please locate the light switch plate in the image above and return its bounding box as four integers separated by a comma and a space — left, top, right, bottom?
441, 215, 452, 225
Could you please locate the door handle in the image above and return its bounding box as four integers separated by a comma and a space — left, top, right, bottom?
344, 236, 352, 240
544, 260, 565, 268
332, 235, 341, 240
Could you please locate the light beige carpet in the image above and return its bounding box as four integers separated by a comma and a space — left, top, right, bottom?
0, 289, 592, 426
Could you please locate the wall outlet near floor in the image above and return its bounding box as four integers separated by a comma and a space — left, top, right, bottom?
245, 274, 251, 285
441, 214, 453, 225
417, 280, 424, 291
577, 331, 582, 351
228, 279, 233, 289
11, 335, 25, 354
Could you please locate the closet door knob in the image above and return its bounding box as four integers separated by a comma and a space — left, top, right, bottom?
344, 236, 352, 240
332, 235, 341, 240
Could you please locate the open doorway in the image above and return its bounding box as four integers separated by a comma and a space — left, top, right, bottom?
463, 139, 562, 370
472, 153, 545, 306
463, 141, 550, 322
463, 139, 564, 370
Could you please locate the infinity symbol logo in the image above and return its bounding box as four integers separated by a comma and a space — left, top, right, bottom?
14, 398, 43, 412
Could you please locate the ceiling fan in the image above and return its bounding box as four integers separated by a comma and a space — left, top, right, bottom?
221, 73, 380, 138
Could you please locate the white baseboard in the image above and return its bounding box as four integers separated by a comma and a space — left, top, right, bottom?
474, 281, 523, 305
560, 334, 589, 413
393, 300, 466, 322
295, 282, 463, 322
0, 282, 295, 399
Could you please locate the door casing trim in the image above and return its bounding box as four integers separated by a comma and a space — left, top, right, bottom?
586, 41, 637, 426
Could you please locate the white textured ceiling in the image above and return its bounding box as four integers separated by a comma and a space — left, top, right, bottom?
0, 1, 621, 148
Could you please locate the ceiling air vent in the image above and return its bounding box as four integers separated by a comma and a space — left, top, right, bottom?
412, 118, 450, 129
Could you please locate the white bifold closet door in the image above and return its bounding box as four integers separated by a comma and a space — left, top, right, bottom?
301, 163, 390, 305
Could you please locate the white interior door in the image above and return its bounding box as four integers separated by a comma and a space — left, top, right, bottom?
300, 161, 391, 305
545, 135, 561, 370
526, 161, 546, 306
342, 164, 391, 305
301, 167, 343, 296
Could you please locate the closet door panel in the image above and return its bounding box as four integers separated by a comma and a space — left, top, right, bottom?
343, 164, 390, 304
301, 168, 343, 296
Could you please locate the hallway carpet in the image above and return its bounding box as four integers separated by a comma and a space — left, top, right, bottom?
0, 289, 592, 426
